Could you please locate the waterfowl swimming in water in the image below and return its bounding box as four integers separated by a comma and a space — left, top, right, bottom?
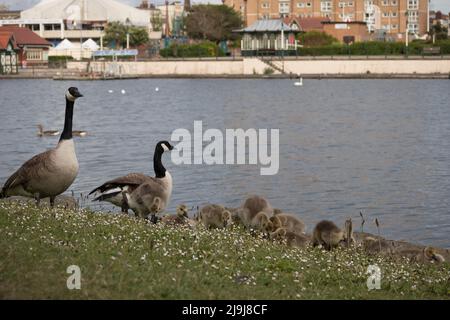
37, 124, 60, 137
1, 87, 83, 207
73, 130, 87, 137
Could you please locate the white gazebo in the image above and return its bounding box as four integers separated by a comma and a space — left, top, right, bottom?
234, 19, 300, 56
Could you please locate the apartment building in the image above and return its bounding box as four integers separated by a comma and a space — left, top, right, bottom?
224, 0, 429, 36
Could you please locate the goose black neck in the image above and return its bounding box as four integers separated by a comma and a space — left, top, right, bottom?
60, 98, 74, 141
154, 148, 166, 178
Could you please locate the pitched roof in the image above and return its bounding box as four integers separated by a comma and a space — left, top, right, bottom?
0, 26, 51, 47
21, 0, 149, 26
236, 19, 298, 33
0, 31, 18, 50
297, 17, 330, 31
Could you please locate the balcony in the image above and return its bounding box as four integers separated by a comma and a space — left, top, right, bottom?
36, 29, 104, 40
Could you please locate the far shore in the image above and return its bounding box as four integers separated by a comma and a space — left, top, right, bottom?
1, 57, 450, 80
1, 73, 450, 80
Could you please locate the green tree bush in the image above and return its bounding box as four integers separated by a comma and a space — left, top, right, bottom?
160, 41, 226, 58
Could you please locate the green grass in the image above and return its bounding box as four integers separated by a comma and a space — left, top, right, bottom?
0, 201, 449, 299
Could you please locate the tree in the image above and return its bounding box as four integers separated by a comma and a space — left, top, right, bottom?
185, 4, 242, 42
430, 22, 448, 40
150, 11, 162, 32
104, 21, 149, 48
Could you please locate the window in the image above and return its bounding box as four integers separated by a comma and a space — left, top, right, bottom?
408, 0, 418, 10
297, 2, 304, 8
26, 50, 42, 61
347, 2, 354, 7
382, 0, 388, 6
391, 24, 398, 29
306, 2, 312, 7
339, 2, 345, 8
391, 12, 397, 17
279, 2, 290, 14
408, 24, 419, 33
320, 1, 332, 12
261, 2, 270, 9
391, 0, 398, 5
382, 12, 389, 17
339, 13, 354, 19
408, 11, 418, 22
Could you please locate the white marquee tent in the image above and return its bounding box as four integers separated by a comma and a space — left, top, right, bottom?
82, 38, 100, 50
54, 38, 74, 50
21, 0, 150, 26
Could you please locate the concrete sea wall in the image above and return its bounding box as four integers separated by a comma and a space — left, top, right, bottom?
65, 58, 450, 78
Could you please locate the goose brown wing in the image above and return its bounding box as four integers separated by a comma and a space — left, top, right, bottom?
1, 150, 54, 194
89, 173, 150, 195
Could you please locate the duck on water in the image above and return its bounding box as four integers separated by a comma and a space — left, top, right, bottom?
0, 87, 83, 207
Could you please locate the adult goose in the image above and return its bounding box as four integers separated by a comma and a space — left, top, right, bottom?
90, 141, 174, 220
1, 87, 83, 207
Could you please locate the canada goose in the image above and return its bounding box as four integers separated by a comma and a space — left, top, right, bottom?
161, 204, 190, 226
37, 124, 60, 137
270, 227, 310, 248
233, 195, 273, 228
250, 211, 273, 234
1, 87, 83, 207
91, 141, 174, 221
198, 204, 232, 229
270, 213, 306, 235
312, 220, 346, 250
73, 130, 87, 137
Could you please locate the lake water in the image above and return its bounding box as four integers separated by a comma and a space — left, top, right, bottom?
0, 78, 449, 248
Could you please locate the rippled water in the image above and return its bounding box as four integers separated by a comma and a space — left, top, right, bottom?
0, 78, 449, 247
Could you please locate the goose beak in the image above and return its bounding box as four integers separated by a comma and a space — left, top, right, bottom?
73, 88, 83, 98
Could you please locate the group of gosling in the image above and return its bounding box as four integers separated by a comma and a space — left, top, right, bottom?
166, 196, 446, 264
0, 87, 445, 265
162, 195, 353, 252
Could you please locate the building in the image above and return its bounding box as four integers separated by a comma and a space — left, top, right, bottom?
0, 26, 52, 66
0, 10, 20, 20
284, 16, 330, 31
322, 20, 369, 42
235, 19, 300, 55
0, 0, 151, 46
0, 31, 19, 74
431, 11, 449, 29
224, 0, 429, 38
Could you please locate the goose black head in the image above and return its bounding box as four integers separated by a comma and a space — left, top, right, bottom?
66, 87, 83, 101
156, 141, 174, 153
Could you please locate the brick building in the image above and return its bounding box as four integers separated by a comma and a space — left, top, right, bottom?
224, 0, 429, 37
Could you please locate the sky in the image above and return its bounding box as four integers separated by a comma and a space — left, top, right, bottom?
1, 0, 449, 13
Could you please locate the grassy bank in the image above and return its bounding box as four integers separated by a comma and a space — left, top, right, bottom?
0, 201, 449, 299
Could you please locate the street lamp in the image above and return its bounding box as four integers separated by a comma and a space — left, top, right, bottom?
125, 18, 131, 49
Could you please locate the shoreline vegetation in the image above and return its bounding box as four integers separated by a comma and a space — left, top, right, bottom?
0, 199, 449, 299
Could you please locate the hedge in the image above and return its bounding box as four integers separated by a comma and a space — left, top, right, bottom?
298, 40, 450, 56
160, 42, 226, 58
